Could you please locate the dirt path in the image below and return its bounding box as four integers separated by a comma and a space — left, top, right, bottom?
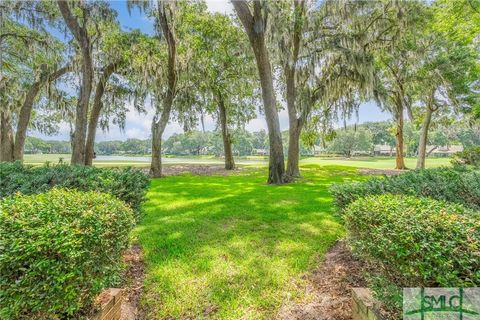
277, 241, 366, 320
121, 245, 146, 320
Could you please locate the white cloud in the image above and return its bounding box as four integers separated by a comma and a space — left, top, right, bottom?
205, 0, 234, 14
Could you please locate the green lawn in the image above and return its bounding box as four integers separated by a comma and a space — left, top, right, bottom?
300, 156, 451, 169
23, 153, 451, 169
134, 165, 363, 319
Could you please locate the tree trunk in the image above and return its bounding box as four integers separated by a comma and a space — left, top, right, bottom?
58, 1, 93, 166
84, 99, 102, 166
13, 64, 71, 161
233, 1, 285, 184
286, 121, 302, 178
150, 120, 164, 177
71, 46, 93, 165
255, 45, 285, 184
13, 81, 42, 161
285, 65, 303, 179
394, 96, 406, 170
150, 3, 177, 178
285, 0, 305, 180
0, 112, 14, 162
416, 106, 434, 169
85, 62, 119, 165
218, 97, 235, 170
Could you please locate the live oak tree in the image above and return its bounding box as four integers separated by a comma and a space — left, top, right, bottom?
57, 0, 93, 165
232, 0, 286, 184
371, 0, 428, 170
0, 4, 71, 161
57, 0, 117, 165
414, 5, 480, 168
180, 9, 258, 170
84, 27, 145, 166
269, 0, 308, 179
270, 0, 391, 178
127, 0, 187, 177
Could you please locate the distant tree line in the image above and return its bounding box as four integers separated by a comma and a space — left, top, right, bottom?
25, 119, 479, 158
3, 0, 478, 183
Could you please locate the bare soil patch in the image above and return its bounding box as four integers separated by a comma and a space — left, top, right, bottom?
277, 241, 366, 320
121, 245, 146, 320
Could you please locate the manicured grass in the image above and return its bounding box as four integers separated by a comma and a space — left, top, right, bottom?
134, 165, 363, 319
300, 156, 451, 169
23, 153, 451, 169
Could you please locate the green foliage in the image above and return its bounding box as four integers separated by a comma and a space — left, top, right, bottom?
0, 188, 135, 319
330, 167, 480, 211
344, 194, 480, 316
327, 128, 373, 157
452, 146, 480, 168
0, 162, 149, 220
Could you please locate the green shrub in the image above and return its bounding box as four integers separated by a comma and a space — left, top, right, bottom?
344, 194, 480, 316
0, 162, 149, 221
0, 188, 135, 319
452, 146, 480, 168
330, 167, 480, 211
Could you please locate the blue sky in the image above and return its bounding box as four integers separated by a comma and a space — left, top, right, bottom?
33, 0, 390, 142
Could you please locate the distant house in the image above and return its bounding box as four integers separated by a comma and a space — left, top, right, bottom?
427, 145, 463, 156
374, 144, 394, 156
252, 148, 268, 156
313, 145, 325, 156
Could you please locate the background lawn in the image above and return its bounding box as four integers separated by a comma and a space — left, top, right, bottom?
134, 165, 362, 319
23, 153, 451, 169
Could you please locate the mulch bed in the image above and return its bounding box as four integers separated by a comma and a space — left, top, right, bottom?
277, 241, 367, 320
121, 245, 146, 320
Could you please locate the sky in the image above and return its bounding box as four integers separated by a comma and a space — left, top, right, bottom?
33, 0, 391, 142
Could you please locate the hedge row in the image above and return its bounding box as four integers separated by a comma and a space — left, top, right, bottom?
330, 167, 480, 211
344, 194, 480, 317
452, 146, 480, 168
0, 189, 135, 319
0, 162, 149, 221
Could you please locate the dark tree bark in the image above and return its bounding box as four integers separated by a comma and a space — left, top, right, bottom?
285, 0, 305, 180
233, 0, 285, 184
150, 3, 177, 178
218, 96, 235, 170
0, 112, 14, 162
58, 1, 93, 165
394, 92, 407, 170
13, 65, 71, 161
84, 62, 119, 166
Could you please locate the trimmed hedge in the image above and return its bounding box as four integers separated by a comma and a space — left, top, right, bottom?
344, 194, 480, 316
330, 167, 480, 211
0, 162, 149, 221
0, 188, 135, 319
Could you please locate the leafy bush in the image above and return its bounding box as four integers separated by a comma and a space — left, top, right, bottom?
0, 162, 149, 221
0, 188, 135, 319
344, 194, 480, 316
452, 146, 480, 168
330, 167, 480, 211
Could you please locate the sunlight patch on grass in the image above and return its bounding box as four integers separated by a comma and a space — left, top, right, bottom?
134, 165, 360, 319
